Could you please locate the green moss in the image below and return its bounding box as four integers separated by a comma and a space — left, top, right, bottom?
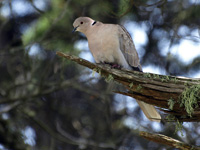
143, 73, 173, 83
152, 74, 160, 79
168, 98, 175, 110
166, 75, 170, 80
129, 82, 133, 88
171, 77, 178, 83
166, 115, 184, 135
152, 74, 157, 79
92, 68, 102, 76
180, 84, 200, 117
98, 69, 101, 76
105, 74, 114, 82
160, 75, 170, 82
184, 82, 190, 86
143, 73, 151, 78
92, 68, 98, 77
166, 114, 176, 122
161, 78, 165, 82
175, 120, 183, 136
136, 85, 142, 91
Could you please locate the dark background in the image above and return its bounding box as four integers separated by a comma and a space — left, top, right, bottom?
0, 0, 200, 149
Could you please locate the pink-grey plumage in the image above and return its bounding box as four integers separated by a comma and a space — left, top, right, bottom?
73, 17, 161, 122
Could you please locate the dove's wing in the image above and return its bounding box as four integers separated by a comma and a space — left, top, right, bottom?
118, 25, 142, 71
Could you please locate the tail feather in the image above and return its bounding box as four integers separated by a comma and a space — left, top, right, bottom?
136, 100, 161, 122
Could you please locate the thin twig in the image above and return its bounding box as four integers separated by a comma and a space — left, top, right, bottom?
56, 122, 116, 149
29, 0, 45, 14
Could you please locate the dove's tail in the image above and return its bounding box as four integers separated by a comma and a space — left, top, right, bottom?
136, 100, 161, 122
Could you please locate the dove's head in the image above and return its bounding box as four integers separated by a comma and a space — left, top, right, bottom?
73, 17, 95, 33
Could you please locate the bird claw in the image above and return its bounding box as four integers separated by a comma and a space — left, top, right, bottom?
111, 64, 121, 69
104, 62, 121, 69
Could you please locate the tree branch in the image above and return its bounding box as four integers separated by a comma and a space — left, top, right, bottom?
56, 52, 200, 122
27, 114, 116, 149
139, 131, 200, 150
56, 122, 116, 149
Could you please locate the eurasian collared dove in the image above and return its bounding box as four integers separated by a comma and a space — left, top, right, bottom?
73, 17, 161, 122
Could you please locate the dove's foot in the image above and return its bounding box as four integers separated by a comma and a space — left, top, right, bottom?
111, 64, 121, 69
104, 62, 121, 69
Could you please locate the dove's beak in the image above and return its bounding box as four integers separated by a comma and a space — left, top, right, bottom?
72, 26, 79, 33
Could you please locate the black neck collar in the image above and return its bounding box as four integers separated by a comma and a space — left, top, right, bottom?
92, 21, 96, 26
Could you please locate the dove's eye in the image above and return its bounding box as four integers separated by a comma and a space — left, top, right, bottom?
80, 22, 83, 24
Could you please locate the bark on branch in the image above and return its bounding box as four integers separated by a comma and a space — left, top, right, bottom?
139, 131, 200, 150
56, 52, 200, 122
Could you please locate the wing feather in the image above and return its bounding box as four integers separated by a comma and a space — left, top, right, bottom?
118, 25, 142, 71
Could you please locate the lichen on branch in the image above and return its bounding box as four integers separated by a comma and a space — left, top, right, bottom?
56, 51, 200, 122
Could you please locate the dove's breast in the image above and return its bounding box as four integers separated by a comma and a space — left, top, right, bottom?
87, 24, 130, 69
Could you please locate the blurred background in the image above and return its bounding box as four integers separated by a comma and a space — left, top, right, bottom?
0, 0, 200, 149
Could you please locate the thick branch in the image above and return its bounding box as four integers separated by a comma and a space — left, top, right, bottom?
56, 52, 200, 122
139, 131, 200, 150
